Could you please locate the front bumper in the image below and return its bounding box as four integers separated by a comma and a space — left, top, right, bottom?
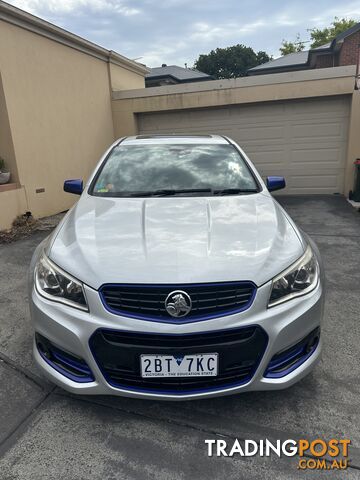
30, 274, 324, 400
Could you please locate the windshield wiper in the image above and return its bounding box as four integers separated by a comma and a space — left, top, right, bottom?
99, 188, 257, 197
127, 188, 214, 197
213, 188, 258, 196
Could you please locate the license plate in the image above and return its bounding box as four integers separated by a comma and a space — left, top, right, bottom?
140, 353, 218, 378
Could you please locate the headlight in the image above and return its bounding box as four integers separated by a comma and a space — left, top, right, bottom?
268, 245, 319, 307
35, 253, 88, 311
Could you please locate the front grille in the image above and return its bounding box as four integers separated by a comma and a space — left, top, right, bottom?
264, 327, 320, 379
89, 326, 268, 394
99, 282, 256, 323
36, 333, 94, 383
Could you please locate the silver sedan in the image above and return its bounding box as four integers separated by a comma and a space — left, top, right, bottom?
29, 135, 324, 400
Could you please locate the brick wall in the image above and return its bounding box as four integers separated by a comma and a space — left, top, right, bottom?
339, 31, 360, 66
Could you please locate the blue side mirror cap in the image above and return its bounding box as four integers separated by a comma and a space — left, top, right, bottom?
266, 176, 286, 192
64, 179, 83, 195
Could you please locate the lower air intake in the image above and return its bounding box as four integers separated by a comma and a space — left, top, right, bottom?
36, 333, 94, 383
264, 327, 320, 379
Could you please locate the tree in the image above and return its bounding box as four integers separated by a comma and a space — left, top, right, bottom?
279, 17, 358, 56
309, 17, 357, 48
280, 34, 305, 56
194, 44, 271, 79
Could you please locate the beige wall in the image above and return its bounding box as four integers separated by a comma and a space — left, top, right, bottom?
0, 1, 148, 230
0, 17, 147, 228
0, 187, 27, 230
109, 63, 145, 91
0, 72, 18, 183
0, 19, 115, 219
345, 90, 360, 195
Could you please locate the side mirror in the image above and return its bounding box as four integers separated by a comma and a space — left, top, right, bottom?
64, 179, 83, 195
266, 176, 286, 192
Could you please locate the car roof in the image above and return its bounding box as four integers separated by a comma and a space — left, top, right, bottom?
121, 135, 229, 145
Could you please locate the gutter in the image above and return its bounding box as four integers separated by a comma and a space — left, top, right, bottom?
248, 63, 310, 76
145, 74, 212, 83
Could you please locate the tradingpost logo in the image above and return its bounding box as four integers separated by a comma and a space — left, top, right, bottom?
205, 438, 351, 470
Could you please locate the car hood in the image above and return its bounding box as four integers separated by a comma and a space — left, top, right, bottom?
49, 193, 304, 290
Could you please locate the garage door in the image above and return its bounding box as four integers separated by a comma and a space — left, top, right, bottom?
137, 96, 350, 194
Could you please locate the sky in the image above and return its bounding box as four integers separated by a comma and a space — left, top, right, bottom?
6, 0, 360, 68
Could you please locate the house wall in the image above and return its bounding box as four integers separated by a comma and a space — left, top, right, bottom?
0, 187, 27, 229
345, 90, 360, 193
0, 72, 18, 183
314, 31, 360, 70
0, 19, 115, 223
109, 63, 145, 91
315, 55, 334, 68
339, 31, 360, 66
0, 10, 147, 230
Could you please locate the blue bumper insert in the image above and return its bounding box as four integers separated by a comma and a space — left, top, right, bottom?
264, 327, 320, 379
36, 333, 94, 383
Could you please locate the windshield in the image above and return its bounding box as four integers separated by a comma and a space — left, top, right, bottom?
90, 143, 259, 197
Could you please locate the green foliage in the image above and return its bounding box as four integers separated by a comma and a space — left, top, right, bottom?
194, 44, 271, 79
280, 34, 306, 56
309, 17, 357, 48
280, 17, 358, 56
0, 157, 5, 172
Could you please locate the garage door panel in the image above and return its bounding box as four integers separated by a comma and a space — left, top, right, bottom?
291, 122, 343, 139
291, 147, 343, 164
230, 104, 287, 119
184, 108, 230, 124
283, 96, 349, 115
242, 150, 286, 169
230, 126, 286, 141
137, 96, 350, 194
289, 172, 343, 190
291, 174, 340, 188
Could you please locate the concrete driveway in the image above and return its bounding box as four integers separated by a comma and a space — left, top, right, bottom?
0, 195, 359, 479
